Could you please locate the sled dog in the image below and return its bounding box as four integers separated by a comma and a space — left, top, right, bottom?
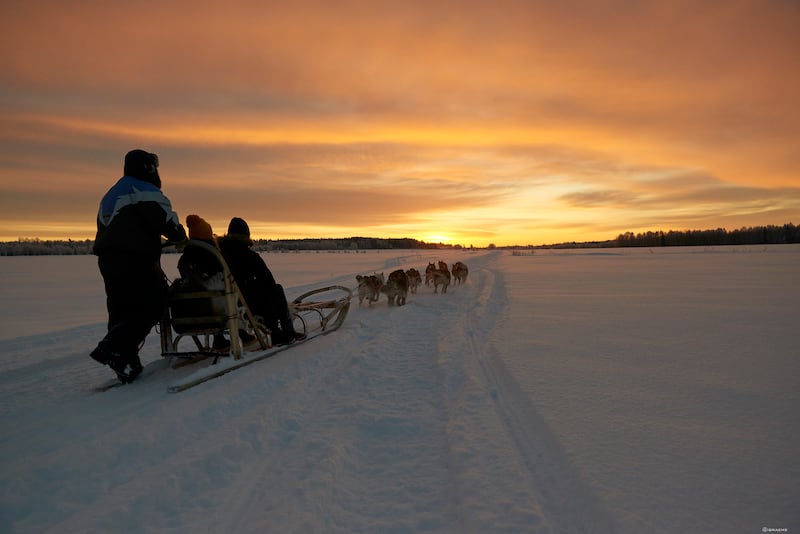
356, 273, 383, 306
382, 269, 409, 306
452, 261, 469, 285
430, 264, 451, 294
405, 268, 422, 294
425, 262, 436, 286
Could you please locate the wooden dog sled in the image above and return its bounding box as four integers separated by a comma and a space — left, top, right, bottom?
159, 240, 351, 392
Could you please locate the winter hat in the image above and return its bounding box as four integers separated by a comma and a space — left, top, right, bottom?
227, 217, 250, 237
124, 149, 161, 188
186, 214, 213, 241
227, 217, 253, 245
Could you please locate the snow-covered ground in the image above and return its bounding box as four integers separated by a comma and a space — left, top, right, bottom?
0, 246, 797, 533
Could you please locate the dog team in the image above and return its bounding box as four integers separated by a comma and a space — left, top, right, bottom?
356, 261, 469, 307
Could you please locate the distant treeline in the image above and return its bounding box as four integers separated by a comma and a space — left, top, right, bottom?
614, 223, 799, 248
250, 237, 463, 252
0, 236, 466, 256
1, 224, 797, 256
0, 239, 96, 256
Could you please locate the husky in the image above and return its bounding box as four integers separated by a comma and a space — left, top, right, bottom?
430, 264, 451, 294
425, 262, 436, 286
452, 261, 469, 285
355, 273, 383, 306
381, 269, 409, 306
405, 268, 422, 294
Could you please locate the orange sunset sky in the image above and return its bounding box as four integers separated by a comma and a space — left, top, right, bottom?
1, 0, 798, 247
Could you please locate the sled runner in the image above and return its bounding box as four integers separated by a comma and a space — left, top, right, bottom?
156, 240, 351, 392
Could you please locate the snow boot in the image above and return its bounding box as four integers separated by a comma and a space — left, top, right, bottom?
90, 348, 109, 365
212, 334, 230, 351
238, 329, 255, 343
90, 341, 114, 365
272, 327, 305, 346
108, 353, 143, 383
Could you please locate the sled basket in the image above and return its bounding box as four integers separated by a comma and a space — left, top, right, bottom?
168, 280, 228, 334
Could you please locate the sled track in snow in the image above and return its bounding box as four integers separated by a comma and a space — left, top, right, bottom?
465, 263, 617, 533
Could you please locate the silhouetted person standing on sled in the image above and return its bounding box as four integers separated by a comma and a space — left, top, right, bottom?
218, 217, 302, 345
90, 149, 187, 382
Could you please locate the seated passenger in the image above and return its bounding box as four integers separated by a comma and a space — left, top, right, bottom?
172, 215, 227, 349
178, 215, 222, 282
218, 217, 302, 345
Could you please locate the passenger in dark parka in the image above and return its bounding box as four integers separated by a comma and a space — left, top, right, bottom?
91, 149, 187, 382
218, 217, 301, 345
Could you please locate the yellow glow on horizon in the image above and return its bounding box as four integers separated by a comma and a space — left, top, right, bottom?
0, 222, 97, 242
424, 235, 453, 244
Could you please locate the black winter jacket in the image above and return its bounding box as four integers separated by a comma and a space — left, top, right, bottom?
93, 176, 186, 259
218, 235, 277, 318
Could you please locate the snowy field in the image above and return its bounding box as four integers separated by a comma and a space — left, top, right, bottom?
0, 246, 797, 533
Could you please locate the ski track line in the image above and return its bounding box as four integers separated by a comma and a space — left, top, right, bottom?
467, 260, 618, 533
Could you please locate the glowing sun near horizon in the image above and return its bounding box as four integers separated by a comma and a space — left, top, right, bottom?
424, 235, 454, 244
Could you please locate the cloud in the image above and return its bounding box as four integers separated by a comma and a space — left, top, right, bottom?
559, 190, 642, 208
